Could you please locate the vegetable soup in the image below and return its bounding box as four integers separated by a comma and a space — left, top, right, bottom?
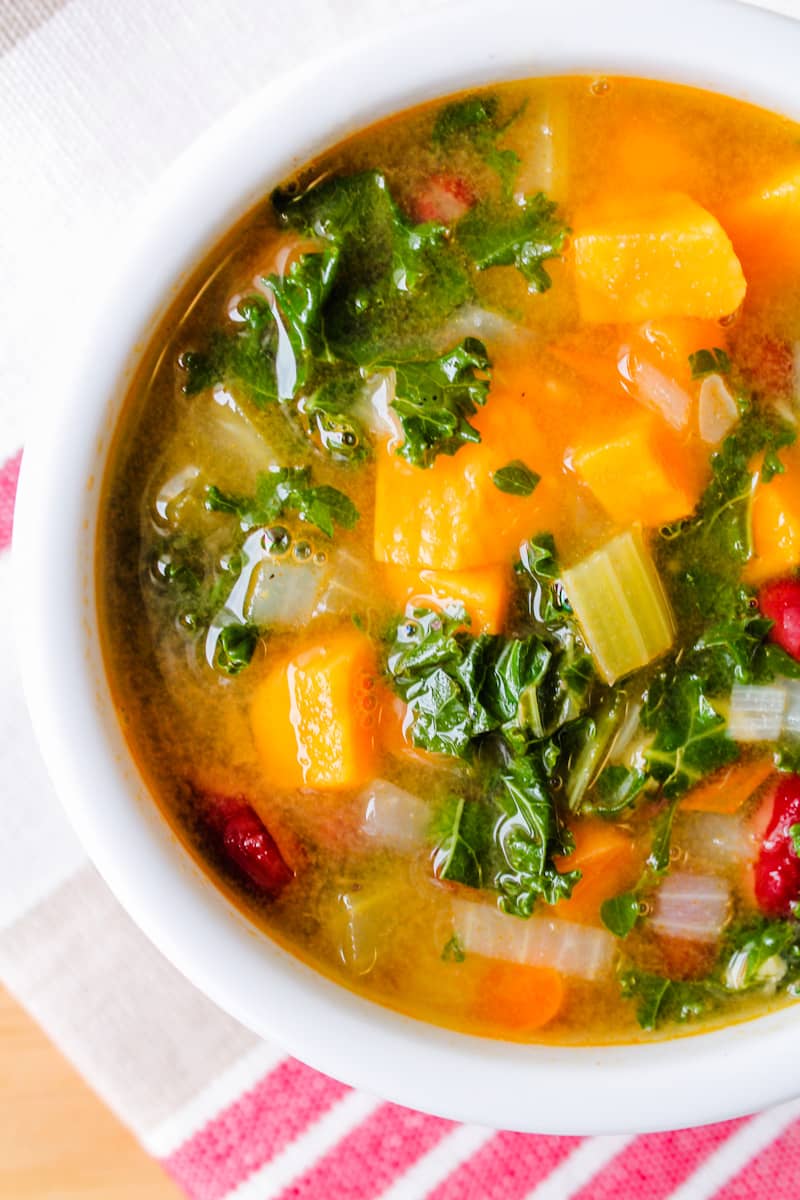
99, 77, 800, 1042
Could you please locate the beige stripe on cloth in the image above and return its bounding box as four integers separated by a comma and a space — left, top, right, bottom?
0, 862, 260, 1135
0, 0, 74, 53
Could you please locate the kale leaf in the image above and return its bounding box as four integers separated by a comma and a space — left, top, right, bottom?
205, 466, 359, 539
386, 608, 551, 757
391, 338, 491, 467
620, 967, 724, 1031
641, 670, 738, 799
619, 916, 800, 1031
432, 93, 523, 197
456, 194, 570, 293
433, 747, 579, 917
273, 170, 472, 363
180, 295, 279, 405
657, 404, 795, 629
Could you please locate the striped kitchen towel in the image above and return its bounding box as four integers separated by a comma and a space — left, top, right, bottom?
4, 0, 800, 1197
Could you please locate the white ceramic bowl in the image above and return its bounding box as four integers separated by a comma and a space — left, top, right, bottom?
14, 0, 800, 1134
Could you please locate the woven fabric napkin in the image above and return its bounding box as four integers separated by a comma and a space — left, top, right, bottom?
4, 1, 800, 1196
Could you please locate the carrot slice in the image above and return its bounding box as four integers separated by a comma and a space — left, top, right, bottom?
250, 629, 378, 790
572, 193, 746, 323
680, 759, 774, 815
550, 820, 640, 925
474, 961, 565, 1032
381, 564, 510, 633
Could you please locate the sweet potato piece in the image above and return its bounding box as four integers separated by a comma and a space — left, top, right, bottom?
374, 377, 561, 569
721, 165, 800, 285
571, 411, 699, 527
572, 194, 746, 323
746, 448, 800, 585
381, 564, 510, 633
250, 629, 378, 790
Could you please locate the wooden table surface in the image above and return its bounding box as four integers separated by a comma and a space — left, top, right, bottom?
0, 986, 182, 1200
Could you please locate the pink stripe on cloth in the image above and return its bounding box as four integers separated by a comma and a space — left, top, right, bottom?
0, 448, 22, 551
428, 1131, 583, 1200
273, 1102, 454, 1200
163, 1058, 348, 1200
570, 1119, 748, 1200
713, 1116, 800, 1199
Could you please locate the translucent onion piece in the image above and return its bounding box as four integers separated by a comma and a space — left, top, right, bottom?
335, 888, 397, 977
561, 528, 675, 684
782, 679, 800, 735
438, 304, 536, 349
620, 348, 692, 430
648, 872, 731, 943
674, 812, 757, 870
698, 373, 739, 445
245, 553, 327, 627
452, 897, 616, 980
359, 779, 430, 851
355, 370, 400, 442
313, 549, 374, 618
728, 683, 787, 742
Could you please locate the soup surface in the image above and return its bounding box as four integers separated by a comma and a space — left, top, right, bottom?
100, 77, 800, 1043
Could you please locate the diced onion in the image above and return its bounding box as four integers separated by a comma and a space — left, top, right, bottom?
619, 348, 692, 431
438, 304, 537, 349
561, 528, 675, 684
359, 779, 430, 851
782, 679, 800, 735
313, 549, 375, 618
452, 897, 616, 981
698, 373, 739, 445
727, 683, 787, 742
355, 370, 401, 442
335, 888, 396, 977
648, 872, 730, 943
674, 812, 757, 869
244, 553, 327, 626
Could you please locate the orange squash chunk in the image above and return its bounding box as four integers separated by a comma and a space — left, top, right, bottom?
681, 759, 774, 815
551, 820, 639, 926
746, 447, 800, 585
571, 411, 699, 527
721, 165, 800, 285
374, 376, 563, 570
572, 193, 746, 323
381, 564, 510, 633
250, 629, 377, 790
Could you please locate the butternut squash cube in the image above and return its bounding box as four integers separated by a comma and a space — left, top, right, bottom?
571, 413, 698, 527
250, 629, 377, 790
573, 194, 746, 323
381, 564, 510, 633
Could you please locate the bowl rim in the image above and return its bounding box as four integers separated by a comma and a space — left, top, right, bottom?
14, 0, 800, 1135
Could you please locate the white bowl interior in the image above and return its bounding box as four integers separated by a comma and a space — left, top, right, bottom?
14, 0, 800, 1133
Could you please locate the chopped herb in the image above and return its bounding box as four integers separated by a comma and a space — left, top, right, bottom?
214, 623, 259, 675
689, 347, 732, 379
791, 823, 800, 856
492, 460, 541, 496
620, 967, 723, 1031
206, 467, 359, 539
441, 934, 466, 963
180, 295, 279, 405
600, 891, 641, 939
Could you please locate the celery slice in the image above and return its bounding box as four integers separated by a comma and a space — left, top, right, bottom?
561, 529, 675, 684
